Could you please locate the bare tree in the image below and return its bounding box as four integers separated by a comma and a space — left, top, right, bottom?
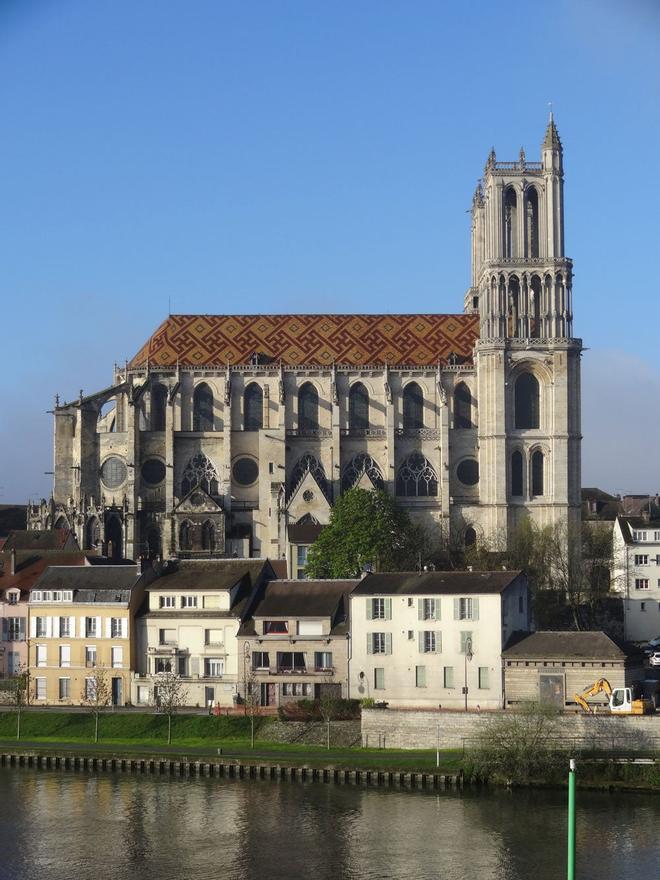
80, 666, 112, 743
317, 678, 342, 751
154, 671, 188, 745
243, 665, 261, 749
0, 666, 29, 741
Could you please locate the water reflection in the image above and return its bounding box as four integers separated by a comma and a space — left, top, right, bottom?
0, 768, 657, 880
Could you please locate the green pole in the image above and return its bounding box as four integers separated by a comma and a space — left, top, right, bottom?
567, 758, 576, 880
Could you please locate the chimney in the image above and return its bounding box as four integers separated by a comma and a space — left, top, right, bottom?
11, 549, 16, 576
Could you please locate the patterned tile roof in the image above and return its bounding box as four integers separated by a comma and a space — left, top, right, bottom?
129, 313, 480, 369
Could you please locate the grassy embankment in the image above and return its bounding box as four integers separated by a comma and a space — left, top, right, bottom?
0, 710, 462, 773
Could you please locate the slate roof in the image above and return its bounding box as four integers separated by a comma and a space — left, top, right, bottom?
502, 631, 640, 661
250, 580, 358, 618
3, 529, 78, 552
287, 522, 325, 544
617, 515, 660, 545
128, 313, 480, 369
34, 565, 141, 600
0, 553, 88, 599
352, 570, 524, 596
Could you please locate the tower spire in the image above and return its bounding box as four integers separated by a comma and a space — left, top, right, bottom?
543, 107, 562, 151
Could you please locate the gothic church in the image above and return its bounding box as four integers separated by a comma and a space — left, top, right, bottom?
30, 117, 581, 572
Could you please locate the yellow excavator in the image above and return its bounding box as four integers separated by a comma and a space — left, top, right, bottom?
574, 678, 655, 715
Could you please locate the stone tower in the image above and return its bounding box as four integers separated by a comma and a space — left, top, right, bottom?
464, 114, 582, 544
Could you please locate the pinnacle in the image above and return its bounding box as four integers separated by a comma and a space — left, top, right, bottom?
543, 112, 562, 150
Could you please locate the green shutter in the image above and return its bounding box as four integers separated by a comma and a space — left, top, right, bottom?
435, 598, 441, 620
418, 631, 425, 653
472, 598, 479, 621
384, 598, 392, 620
453, 598, 460, 620
437, 632, 442, 653
366, 599, 373, 620
366, 634, 373, 655
385, 632, 392, 655
418, 599, 424, 620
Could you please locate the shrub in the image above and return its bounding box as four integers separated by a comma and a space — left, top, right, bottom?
277, 698, 361, 722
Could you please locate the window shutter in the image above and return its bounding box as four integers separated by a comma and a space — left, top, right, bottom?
19, 618, 26, 641
472, 598, 480, 621
436, 598, 441, 620
418, 631, 425, 653
121, 618, 128, 638
367, 634, 373, 655
453, 598, 460, 620
385, 633, 392, 655
30, 616, 37, 638
384, 598, 392, 620
69, 617, 76, 638
105, 618, 112, 639
1, 619, 7, 641
46, 617, 53, 638
366, 600, 373, 621
96, 616, 102, 638
437, 632, 442, 653
191, 657, 199, 676
418, 599, 424, 621
80, 616, 86, 637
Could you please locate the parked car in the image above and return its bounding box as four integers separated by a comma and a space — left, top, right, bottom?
648, 651, 660, 667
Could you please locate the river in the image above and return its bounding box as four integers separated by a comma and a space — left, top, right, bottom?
0, 767, 657, 879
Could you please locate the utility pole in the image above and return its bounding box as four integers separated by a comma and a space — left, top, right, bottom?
567, 758, 576, 880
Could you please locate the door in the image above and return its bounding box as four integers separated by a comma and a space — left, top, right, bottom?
205, 686, 215, 709
111, 677, 123, 706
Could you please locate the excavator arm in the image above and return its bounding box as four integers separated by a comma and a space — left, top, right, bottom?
573, 678, 613, 713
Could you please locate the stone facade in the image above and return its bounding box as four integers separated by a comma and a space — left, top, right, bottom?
30, 118, 581, 566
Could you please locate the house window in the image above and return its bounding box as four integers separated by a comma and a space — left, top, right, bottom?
458, 597, 473, 620
460, 632, 474, 654
159, 595, 176, 608
205, 629, 223, 646
419, 631, 438, 654
85, 617, 97, 638
252, 651, 270, 670
297, 620, 323, 636
110, 618, 123, 638
443, 667, 454, 688
633, 531, 648, 542
635, 579, 650, 590
422, 598, 438, 620
282, 682, 312, 697
59, 645, 70, 668
58, 678, 70, 701
654, 532, 660, 541
374, 668, 385, 690
478, 667, 490, 689
177, 655, 187, 676
36, 645, 47, 667
159, 629, 176, 645
371, 633, 387, 654
112, 647, 123, 669
85, 646, 97, 668
35, 678, 47, 700
180, 596, 198, 608
84, 678, 97, 700
277, 652, 306, 672
314, 651, 333, 671
7, 591, 18, 605
59, 617, 71, 637
415, 665, 427, 688
204, 659, 224, 677
635, 555, 649, 566
264, 621, 288, 634
155, 658, 172, 673
35, 617, 47, 637
372, 598, 385, 619
296, 545, 309, 579
7, 618, 22, 640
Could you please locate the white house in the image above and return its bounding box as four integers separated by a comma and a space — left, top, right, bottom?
613, 516, 660, 643
349, 570, 530, 710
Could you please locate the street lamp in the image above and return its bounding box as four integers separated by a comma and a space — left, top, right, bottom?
463, 636, 473, 712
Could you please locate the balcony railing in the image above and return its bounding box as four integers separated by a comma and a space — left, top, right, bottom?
286, 428, 332, 438
256, 665, 336, 676
340, 428, 386, 438
395, 428, 441, 440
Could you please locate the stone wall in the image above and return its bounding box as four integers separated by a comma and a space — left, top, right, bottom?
361, 707, 659, 751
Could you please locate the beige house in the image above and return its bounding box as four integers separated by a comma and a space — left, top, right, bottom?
28, 564, 146, 706
238, 579, 357, 707
613, 515, 660, 643
349, 570, 530, 710
132, 559, 275, 708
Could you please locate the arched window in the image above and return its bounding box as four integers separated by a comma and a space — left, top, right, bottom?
179, 521, 192, 551
454, 383, 473, 429
507, 275, 521, 339
106, 517, 123, 560
526, 187, 539, 258
531, 450, 544, 497
181, 453, 220, 498
298, 383, 319, 431
396, 453, 438, 497
202, 521, 216, 552
85, 517, 101, 550
289, 453, 329, 500
193, 383, 214, 432
403, 382, 424, 430
514, 373, 540, 429
503, 187, 518, 259
244, 383, 263, 431
349, 383, 369, 432
341, 454, 384, 492
511, 451, 524, 497
464, 527, 477, 547
151, 384, 168, 431
530, 276, 542, 339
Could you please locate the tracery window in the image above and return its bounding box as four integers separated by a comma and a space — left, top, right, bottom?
193, 383, 214, 432
298, 383, 319, 431
289, 453, 329, 499
244, 383, 263, 431
514, 373, 540, 429
454, 383, 473, 429
202, 520, 216, 552
341, 454, 384, 492
179, 521, 193, 551
181, 453, 220, 497
403, 382, 424, 430
85, 518, 101, 549
349, 383, 369, 432
151, 384, 168, 432
396, 453, 438, 497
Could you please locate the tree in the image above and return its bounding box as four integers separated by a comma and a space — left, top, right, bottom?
317, 679, 342, 750
243, 660, 260, 748
80, 666, 112, 743
0, 666, 29, 741
305, 488, 427, 578
154, 672, 188, 745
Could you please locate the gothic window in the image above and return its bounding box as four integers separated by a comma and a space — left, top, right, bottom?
454, 383, 473, 429
526, 186, 539, 258
349, 383, 369, 432
181, 453, 220, 498
202, 521, 216, 552
289, 453, 329, 499
298, 383, 319, 431
341, 454, 384, 492
193, 383, 214, 432
179, 521, 193, 551
511, 450, 524, 497
101, 456, 127, 489
503, 187, 518, 259
396, 453, 438, 497
514, 373, 540, 429
464, 527, 477, 547
244, 383, 263, 431
106, 516, 123, 560
296, 513, 319, 526
507, 275, 521, 339
85, 517, 101, 550
530, 276, 542, 339
531, 450, 544, 497
403, 382, 424, 430
151, 384, 168, 431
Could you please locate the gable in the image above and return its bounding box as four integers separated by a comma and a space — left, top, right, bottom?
287, 471, 331, 524
174, 487, 223, 514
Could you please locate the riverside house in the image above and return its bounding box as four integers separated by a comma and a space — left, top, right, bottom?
28, 564, 148, 706
349, 570, 530, 709
132, 559, 276, 709
237, 578, 357, 707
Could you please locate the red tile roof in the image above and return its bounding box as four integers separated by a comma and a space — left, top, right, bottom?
0, 552, 88, 599
129, 313, 480, 369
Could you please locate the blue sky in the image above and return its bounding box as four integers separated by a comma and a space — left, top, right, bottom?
1, 0, 659, 502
